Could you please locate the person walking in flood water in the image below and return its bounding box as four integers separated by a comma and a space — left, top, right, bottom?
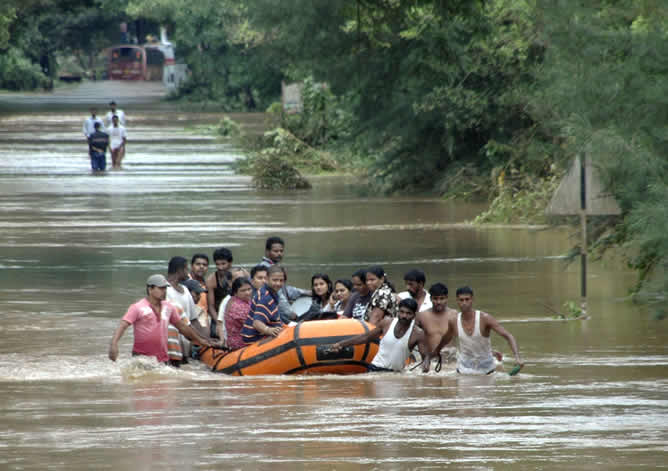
424, 286, 524, 374
108, 274, 216, 364
105, 100, 126, 128
417, 283, 457, 372
329, 298, 426, 372
83, 107, 104, 161
83, 107, 104, 139
87, 122, 109, 172
108, 114, 127, 169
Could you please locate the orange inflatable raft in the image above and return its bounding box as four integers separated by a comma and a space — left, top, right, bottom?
198, 318, 379, 375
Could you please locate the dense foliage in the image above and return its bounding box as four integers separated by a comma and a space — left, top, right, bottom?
0, 0, 130, 89
1, 0, 666, 304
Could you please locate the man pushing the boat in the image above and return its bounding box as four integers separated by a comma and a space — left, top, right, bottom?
108, 274, 217, 364
328, 298, 427, 372
422, 286, 524, 375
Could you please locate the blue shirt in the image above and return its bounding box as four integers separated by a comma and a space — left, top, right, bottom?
241, 285, 282, 344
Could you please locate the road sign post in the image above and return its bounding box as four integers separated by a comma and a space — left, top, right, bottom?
546, 156, 622, 316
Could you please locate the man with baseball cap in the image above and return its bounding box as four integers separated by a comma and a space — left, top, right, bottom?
108, 274, 217, 363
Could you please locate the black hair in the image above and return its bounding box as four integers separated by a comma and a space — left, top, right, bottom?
231, 277, 252, 296
456, 286, 474, 297
403, 269, 426, 284
250, 264, 268, 278
191, 253, 209, 265
334, 279, 353, 292
352, 269, 367, 283
276, 264, 288, 281
429, 282, 449, 297
213, 247, 233, 263
398, 297, 418, 313
366, 265, 395, 292
265, 236, 285, 250
168, 256, 188, 275
267, 265, 285, 277
311, 273, 333, 304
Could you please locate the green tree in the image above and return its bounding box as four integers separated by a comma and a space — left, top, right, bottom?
530, 0, 668, 304
126, 0, 281, 108
0, 0, 127, 89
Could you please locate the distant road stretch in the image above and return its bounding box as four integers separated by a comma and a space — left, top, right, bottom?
0, 81, 169, 110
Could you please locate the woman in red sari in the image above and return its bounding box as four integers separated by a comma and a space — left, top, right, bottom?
224, 277, 253, 351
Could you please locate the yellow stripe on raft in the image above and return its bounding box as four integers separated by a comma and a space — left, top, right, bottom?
199, 318, 379, 376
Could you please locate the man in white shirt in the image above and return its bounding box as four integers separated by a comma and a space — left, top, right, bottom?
108, 115, 127, 169
166, 256, 217, 364
83, 107, 105, 138
397, 269, 432, 312
105, 100, 126, 127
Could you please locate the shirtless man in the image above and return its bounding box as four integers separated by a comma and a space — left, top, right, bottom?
329, 298, 426, 372
423, 286, 524, 374
417, 283, 457, 372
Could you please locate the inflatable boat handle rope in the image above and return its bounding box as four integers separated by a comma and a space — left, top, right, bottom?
410, 355, 442, 373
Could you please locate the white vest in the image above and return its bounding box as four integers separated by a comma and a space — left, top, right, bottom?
371, 318, 415, 371
456, 310, 496, 374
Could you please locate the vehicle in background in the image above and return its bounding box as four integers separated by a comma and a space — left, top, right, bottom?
105, 28, 188, 90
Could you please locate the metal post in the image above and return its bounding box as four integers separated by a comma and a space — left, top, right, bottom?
580, 156, 588, 316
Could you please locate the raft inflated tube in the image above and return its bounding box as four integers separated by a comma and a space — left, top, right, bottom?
199, 318, 379, 375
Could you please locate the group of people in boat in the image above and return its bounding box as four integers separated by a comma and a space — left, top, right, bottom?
82, 100, 127, 171
108, 236, 524, 375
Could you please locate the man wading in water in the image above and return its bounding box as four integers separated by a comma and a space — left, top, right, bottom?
108, 114, 127, 169
423, 286, 524, 374
108, 274, 215, 364
329, 298, 427, 372
417, 283, 457, 372
88, 122, 109, 172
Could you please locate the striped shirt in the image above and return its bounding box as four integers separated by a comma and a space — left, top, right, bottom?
241, 285, 281, 344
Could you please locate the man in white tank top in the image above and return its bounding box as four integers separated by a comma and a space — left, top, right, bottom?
328, 298, 426, 372
451, 286, 524, 375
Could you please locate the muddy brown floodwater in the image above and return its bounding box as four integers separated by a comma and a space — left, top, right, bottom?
0, 83, 666, 470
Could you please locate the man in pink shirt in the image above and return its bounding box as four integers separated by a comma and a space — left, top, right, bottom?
108, 274, 216, 363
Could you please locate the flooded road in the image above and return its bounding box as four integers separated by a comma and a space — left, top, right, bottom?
0, 86, 666, 470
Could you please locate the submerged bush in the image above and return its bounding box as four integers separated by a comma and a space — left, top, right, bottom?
473, 166, 560, 224
249, 148, 311, 190
216, 116, 243, 138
